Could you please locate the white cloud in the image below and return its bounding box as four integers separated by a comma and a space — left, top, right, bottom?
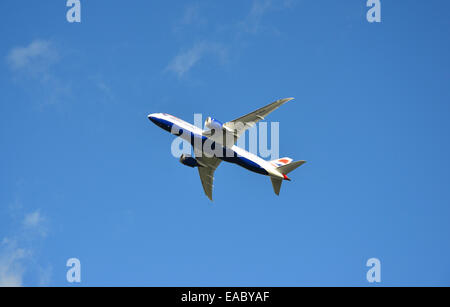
0, 273, 22, 287
6, 40, 57, 72
0, 207, 49, 286
0, 239, 28, 287
23, 210, 44, 228
23, 210, 47, 237
5, 39, 71, 106
166, 41, 227, 78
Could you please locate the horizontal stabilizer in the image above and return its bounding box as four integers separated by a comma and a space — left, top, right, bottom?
276, 160, 306, 175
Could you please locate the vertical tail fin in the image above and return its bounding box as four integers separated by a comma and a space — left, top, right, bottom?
270, 177, 283, 195
270, 157, 293, 168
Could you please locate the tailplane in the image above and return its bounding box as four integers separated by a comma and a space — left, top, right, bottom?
277, 160, 306, 176
270, 160, 306, 195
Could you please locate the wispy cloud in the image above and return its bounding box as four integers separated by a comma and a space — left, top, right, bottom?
0, 239, 28, 287
0, 207, 49, 286
166, 1, 295, 79
240, 0, 295, 34
23, 210, 48, 237
6, 39, 58, 74
181, 3, 205, 27
23, 211, 43, 228
5, 39, 70, 106
172, 3, 207, 35
241, 0, 273, 33
165, 41, 227, 78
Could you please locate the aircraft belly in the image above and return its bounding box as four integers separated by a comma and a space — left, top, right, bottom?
220, 154, 268, 175
176, 130, 268, 176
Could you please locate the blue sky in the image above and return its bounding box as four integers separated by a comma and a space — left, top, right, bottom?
1, 0, 449, 286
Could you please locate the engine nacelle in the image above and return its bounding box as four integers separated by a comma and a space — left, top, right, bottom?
179, 154, 199, 168
205, 117, 224, 131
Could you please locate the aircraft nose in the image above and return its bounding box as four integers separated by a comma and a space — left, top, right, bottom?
148, 113, 163, 126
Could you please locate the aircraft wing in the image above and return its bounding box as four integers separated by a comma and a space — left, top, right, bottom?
223, 97, 294, 140
195, 155, 222, 201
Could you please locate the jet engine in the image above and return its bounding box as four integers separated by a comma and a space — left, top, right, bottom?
204, 116, 234, 135
179, 154, 199, 168
204, 117, 224, 131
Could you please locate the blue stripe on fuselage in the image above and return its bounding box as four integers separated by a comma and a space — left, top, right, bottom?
149, 116, 269, 175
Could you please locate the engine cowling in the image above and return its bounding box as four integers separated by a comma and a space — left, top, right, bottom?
179, 154, 199, 168
205, 117, 224, 131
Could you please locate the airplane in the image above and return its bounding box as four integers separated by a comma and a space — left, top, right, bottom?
147, 98, 306, 201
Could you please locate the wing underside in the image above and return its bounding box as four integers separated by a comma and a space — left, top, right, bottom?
195, 155, 221, 201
